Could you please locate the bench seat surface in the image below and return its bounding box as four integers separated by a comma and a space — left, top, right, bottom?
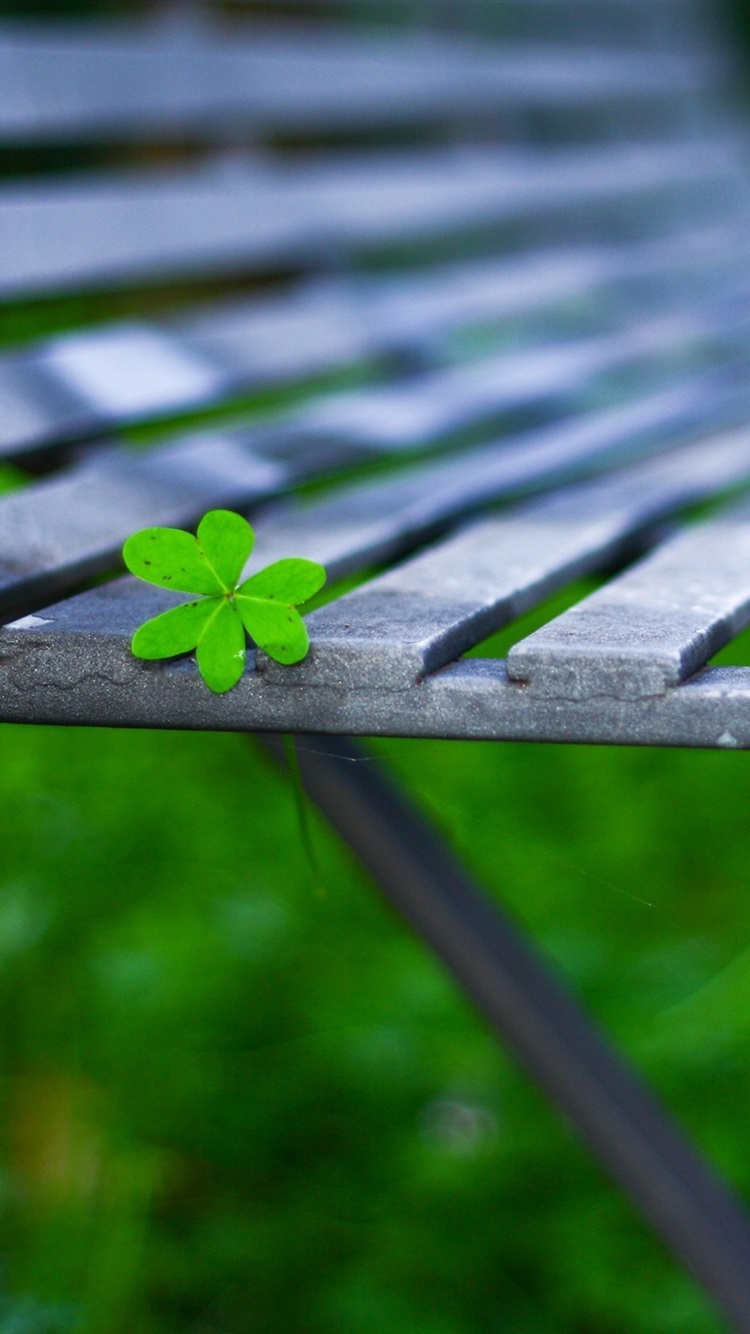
1, 2, 750, 748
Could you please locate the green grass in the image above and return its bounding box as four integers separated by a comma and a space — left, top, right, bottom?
0, 722, 748, 1333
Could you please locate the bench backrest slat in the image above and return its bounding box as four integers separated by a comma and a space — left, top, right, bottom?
0, 19, 717, 144
0, 137, 741, 300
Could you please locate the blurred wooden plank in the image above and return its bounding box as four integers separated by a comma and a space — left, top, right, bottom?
0, 18, 717, 144
247, 379, 729, 577
502, 0, 720, 51
0, 137, 740, 299
0, 435, 284, 617
1, 249, 741, 467
0, 219, 743, 458
269, 307, 746, 455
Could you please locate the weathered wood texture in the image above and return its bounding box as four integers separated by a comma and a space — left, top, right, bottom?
0, 2, 750, 747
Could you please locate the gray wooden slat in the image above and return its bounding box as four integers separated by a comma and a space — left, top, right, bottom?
0, 351, 105, 456
4, 591, 750, 749
7, 251, 605, 456
0, 19, 717, 144
3, 260, 734, 466
507, 491, 750, 699
177, 279, 382, 392
0, 298, 366, 458
0, 374, 718, 619
247, 379, 728, 577
187, 0, 726, 63
288, 139, 744, 251
0, 138, 740, 299
0, 161, 314, 300
0, 436, 284, 618
171, 222, 750, 384
36, 322, 232, 421
335, 223, 750, 351
1, 219, 744, 460
258, 425, 750, 688
2, 381, 741, 709
0, 312, 258, 456
267, 307, 749, 455
180, 245, 656, 378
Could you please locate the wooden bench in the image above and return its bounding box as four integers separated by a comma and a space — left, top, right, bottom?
3, 1, 750, 1326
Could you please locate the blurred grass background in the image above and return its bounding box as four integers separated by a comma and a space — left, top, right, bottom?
6, 725, 750, 1334
2, 2, 750, 1332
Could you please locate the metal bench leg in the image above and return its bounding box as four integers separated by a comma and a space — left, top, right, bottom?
259, 733, 750, 1333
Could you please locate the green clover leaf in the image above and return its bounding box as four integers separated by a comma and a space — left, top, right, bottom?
123, 510, 326, 693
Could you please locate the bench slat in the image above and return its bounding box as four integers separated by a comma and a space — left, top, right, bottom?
502, 0, 713, 53
0, 139, 738, 298
2, 267, 737, 464
36, 322, 231, 421
0, 376, 717, 620
0, 20, 716, 143
0, 351, 104, 457
270, 309, 749, 455
507, 492, 750, 698
3, 596, 750, 749
258, 427, 750, 687
0, 436, 283, 618
248, 380, 730, 573
330, 225, 749, 348
0, 375, 742, 657
1, 221, 744, 458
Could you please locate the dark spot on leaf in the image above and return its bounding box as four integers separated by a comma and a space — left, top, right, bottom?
143, 559, 152, 566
